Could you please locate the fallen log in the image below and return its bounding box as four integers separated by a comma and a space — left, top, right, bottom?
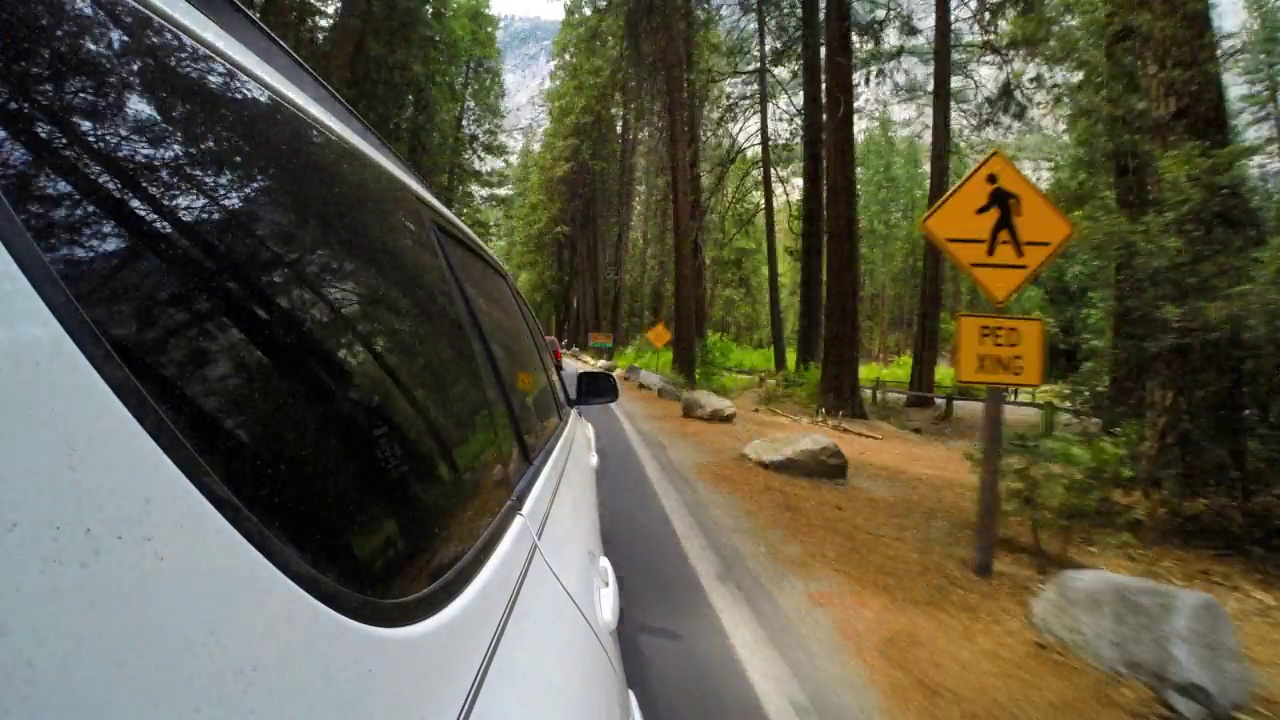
767, 407, 804, 423
767, 407, 882, 440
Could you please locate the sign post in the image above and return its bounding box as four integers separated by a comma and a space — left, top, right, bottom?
919, 149, 1073, 578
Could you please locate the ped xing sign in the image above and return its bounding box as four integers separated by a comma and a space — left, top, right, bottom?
921, 149, 1074, 307
646, 322, 672, 349
953, 313, 1045, 388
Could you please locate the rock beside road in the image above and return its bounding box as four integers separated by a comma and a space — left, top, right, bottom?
681, 390, 737, 422
657, 383, 683, 402
637, 370, 665, 391
599, 360, 618, 372
741, 434, 848, 482
1030, 569, 1253, 720
623, 365, 642, 382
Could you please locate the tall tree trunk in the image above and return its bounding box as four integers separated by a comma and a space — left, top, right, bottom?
324, 0, 369, 92
1124, 0, 1263, 494
819, 0, 866, 418
756, 0, 788, 373
256, 0, 300, 49
651, 179, 672, 326
558, 229, 575, 340
609, 78, 638, 359
634, 185, 652, 330
906, 0, 951, 408
443, 58, 474, 205
663, 0, 698, 382
796, 0, 824, 369
686, 0, 707, 343
1103, 0, 1151, 427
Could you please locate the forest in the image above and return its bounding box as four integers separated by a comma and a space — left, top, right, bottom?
244, 0, 1280, 553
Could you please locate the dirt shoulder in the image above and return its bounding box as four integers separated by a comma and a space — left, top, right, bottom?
619, 382, 1280, 720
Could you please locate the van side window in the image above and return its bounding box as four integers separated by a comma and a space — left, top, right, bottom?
0, 0, 524, 605
441, 236, 563, 457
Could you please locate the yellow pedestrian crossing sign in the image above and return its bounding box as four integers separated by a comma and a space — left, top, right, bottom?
646, 322, 671, 350
920, 149, 1074, 307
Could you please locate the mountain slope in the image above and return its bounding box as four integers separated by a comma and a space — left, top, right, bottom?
497, 15, 559, 141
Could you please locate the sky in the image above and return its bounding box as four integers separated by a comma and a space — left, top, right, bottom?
489, 0, 564, 20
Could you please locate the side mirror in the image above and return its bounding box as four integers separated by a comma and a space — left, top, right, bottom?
574, 370, 619, 407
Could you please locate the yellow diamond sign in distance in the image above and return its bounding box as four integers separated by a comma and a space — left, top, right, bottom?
921, 149, 1074, 307
646, 321, 672, 349
953, 313, 1045, 388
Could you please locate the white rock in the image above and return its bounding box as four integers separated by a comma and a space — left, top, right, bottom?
681, 390, 737, 422
741, 434, 848, 482
656, 383, 683, 402
637, 370, 665, 391
1030, 569, 1253, 720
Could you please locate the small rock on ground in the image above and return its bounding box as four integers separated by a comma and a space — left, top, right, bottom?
657, 383, 683, 402
741, 433, 848, 482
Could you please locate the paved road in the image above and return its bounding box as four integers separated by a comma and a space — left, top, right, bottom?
562, 364, 769, 720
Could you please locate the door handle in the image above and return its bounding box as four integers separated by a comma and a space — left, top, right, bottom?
597, 555, 620, 634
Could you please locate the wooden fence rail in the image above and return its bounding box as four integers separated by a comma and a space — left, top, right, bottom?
866, 379, 1070, 436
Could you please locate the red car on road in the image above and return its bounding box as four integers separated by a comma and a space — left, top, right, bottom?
545, 336, 563, 372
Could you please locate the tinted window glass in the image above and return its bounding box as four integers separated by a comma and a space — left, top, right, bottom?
442, 236, 563, 455
0, 0, 526, 602
517, 294, 571, 412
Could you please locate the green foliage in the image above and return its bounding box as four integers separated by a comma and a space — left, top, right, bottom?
1235, 0, 1280, 160
991, 429, 1141, 563
245, 0, 506, 228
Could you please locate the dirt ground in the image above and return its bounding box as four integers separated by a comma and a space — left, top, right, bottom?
620, 383, 1280, 720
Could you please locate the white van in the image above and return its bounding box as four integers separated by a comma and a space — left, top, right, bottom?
0, 0, 640, 717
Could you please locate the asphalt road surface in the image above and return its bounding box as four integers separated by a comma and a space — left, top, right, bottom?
562, 363, 770, 720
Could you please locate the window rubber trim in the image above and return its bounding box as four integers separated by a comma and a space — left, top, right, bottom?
0, 191, 529, 628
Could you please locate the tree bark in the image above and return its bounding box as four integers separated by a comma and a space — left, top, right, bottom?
756, 0, 788, 373
255, 0, 301, 49
663, 0, 698, 382
796, 0, 825, 369
651, 168, 672, 327
324, 0, 369, 92
609, 74, 639, 359
819, 0, 866, 418
443, 57, 474, 205
906, 0, 951, 408
1115, 0, 1263, 494
686, 0, 707, 343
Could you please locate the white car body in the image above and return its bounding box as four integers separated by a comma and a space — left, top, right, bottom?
0, 1, 639, 717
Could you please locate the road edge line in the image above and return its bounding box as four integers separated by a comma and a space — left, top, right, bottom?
608, 401, 815, 720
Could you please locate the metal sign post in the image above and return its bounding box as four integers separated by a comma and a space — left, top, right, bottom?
918, 148, 1074, 578
974, 309, 1005, 579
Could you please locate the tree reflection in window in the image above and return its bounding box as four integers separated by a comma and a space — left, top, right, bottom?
0, 0, 526, 601
442, 237, 564, 457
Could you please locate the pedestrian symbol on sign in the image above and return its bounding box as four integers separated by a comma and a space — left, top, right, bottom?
975, 173, 1023, 259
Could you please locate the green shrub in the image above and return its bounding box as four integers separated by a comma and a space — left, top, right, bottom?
984, 429, 1139, 571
